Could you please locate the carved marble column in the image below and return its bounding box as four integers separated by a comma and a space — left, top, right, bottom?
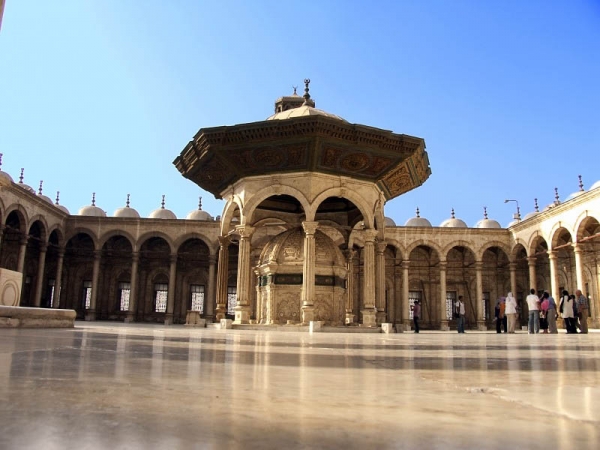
86, 250, 101, 321
206, 254, 217, 321
344, 249, 356, 324
33, 243, 48, 307
234, 226, 254, 324
361, 229, 377, 326
402, 260, 410, 331
300, 222, 318, 324
439, 261, 448, 330
527, 256, 537, 291
17, 236, 28, 273
165, 253, 177, 325
52, 248, 65, 308
475, 261, 485, 330
548, 251, 558, 299
375, 241, 387, 324
573, 244, 584, 291
393, 259, 402, 328
215, 236, 230, 321
509, 262, 517, 297
125, 251, 139, 323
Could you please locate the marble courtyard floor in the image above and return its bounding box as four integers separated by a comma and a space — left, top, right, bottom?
0, 323, 598, 449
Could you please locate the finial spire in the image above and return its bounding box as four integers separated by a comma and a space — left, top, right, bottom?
451, 208, 455, 219
38, 180, 43, 195
19, 168, 24, 184
198, 196, 203, 210
554, 187, 560, 205
416, 207, 420, 218
578, 175, 584, 191
91, 192, 96, 206
534, 198, 539, 212
483, 206, 488, 219
55, 191, 60, 205
161, 195, 166, 209
0, 153, 3, 170
292, 86, 298, 95
302, 78, 315, 107
126, 194, 130, 208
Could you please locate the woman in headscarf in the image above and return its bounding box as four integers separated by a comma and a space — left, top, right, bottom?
559, 290, 577, 334
505, 292, 518, 333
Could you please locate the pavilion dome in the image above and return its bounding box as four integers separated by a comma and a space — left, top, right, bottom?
267, 105, 347, 122
114, 195, 140, 218
78, 193, 106, 217
475, 207, 501, 229
384, 217, 396, 227
186, 197, 213, 221
149, 195, 177, 220
404, 208, 432, 227
440, 209, 467, 228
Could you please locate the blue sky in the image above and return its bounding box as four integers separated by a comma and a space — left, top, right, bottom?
1, 0, 599, 227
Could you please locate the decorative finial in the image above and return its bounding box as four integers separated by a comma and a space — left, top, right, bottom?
483, 206, 488, 219
534, 198, 539, 212
292, 86, 298, 95
416, 207, 420, 218
0, 153, 3, 170
578, 175, 584, 192
198, 196, 203, 210
38, 180, 43, 195
554, 187, 560, 204
451, 208, 455, 219
126, 194, 130, 208
55, 191, 60, 205
91, 192, 96, 206
19, 168, 24, 183
302, 78, 315, 106
161, 195, 165, 209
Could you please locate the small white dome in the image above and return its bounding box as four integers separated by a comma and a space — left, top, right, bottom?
187, 210, 212, 221
0, 171, 13, 186
38, 194, 54, 204
567, 190, 584, 200
78, 193, 106, 217
56, 205, 70, 214
405, 208, 432, 227
590, 180, 600, 190
149, 195, 176, 219
384, 217, 396, 227
440, 209, 467, 228
17, 182, 35, 193
267, 105, 347, 122
522, 211, 538, 220
475, 219, 501, 229
114, 206, 140, 218
507, 219, 520, 227
78, 205, 107, 217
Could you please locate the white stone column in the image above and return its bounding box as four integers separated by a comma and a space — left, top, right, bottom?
402, 260, 410, 331
215, 236, 230, 321
375, 241, 387, 324
345, 249, 356, 324
165, 253, 177, 325
33, 243, 47, 307
527, 256, 537, 291
17, 236, 28, 273
126, 251, 139, 322
549, 251, 558, 299
206, 254, 217, 321
439, 261, 448, 330
393, 259, 402, 327
361, 229, 377, 326
509, 262, 517, 297
86, 250, 101, 321
573, 244, 584, 292
53, 248, 65, 308
475, 261, 485, 330
300, 221, 319, 324
234, 226, 255, 324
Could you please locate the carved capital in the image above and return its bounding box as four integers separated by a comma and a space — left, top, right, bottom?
363, 229, 378, 242
131, 251, 140, 263
474, 261, 483, 270
302, 221, 319, 236
527, 256, 537, 266
208, 254, 217, 265
439, 261, 447, 270
235, 225, 255, 239
376, 241, 387, 254
402, 260, 410, 269
218, 235, 231, 247
170, 254, 178, 264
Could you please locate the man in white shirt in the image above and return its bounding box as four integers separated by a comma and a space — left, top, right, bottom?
525, 288, 540, 334
455, 296, 466, 333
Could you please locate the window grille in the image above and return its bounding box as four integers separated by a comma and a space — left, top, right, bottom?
408, 291, 421, 320
47, 279, 55, 308
154, 283, 168, 313
227, 286, 237, 315
191, 284, 205, 313
446, 291, 457, 320
83, 281, 92, 309
119, 282, 131, 311
483, 292, 490, 320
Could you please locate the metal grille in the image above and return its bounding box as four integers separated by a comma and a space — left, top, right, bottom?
483, 292, 490, 320
227, 286, 237, 315
409, 291, 421, 320
154, 284, 168, 313
191, 284, 205, 313
119, 282, 131, 311
83, 281, 92, 309
446, 291, 456, 320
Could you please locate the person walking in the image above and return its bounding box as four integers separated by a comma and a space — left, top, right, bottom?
559, 290, 577, 334
575, 289, 589, 334
544, 292, 558, 334
540, 294, 549, 333
525, 288, 541, 334
413, 300, 421, 333
495, 297, 507, 333
505, 292, 518, 333
455, 296, 466, 333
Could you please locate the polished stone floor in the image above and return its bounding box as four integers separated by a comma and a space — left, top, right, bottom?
0, 324, 599, 449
